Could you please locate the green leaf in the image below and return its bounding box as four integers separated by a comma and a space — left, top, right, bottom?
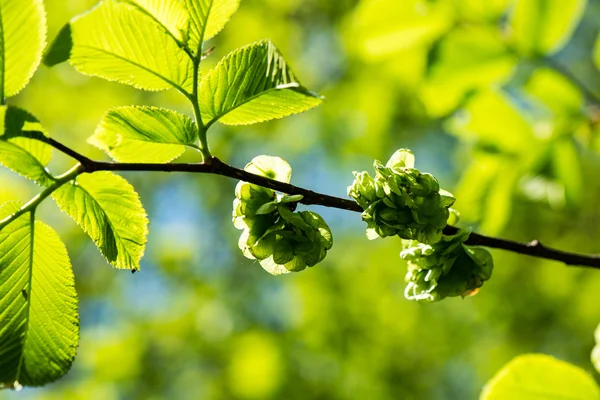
438, 189, 456, 208
0, 202, 79, 387
453, 0, 510, 22
347, 0, 451, 60
89, 106, 198, 163
0, 0, 47, 98
259, 256, 291, 276
273, 239, 294, 265
0, 106, 53, 186
525, 68, 584, 115
120, 0, 190, 42
62, 0, 194, 92
185, 0, 240, 53
553, 138, 583, 206
52, 172, 148, 271
199, 40, 323, 126
244, 155, 292, 183
447, 90, 536, 154
481, 354, 600, 400
421, 26, 517, 117
386, 149, 415, 169
509, 0, 587, 56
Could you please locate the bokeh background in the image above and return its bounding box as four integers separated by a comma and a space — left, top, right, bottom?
2, 0, 600, 398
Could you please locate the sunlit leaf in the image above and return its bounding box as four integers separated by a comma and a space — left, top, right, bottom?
346, 0, 451, 60
185, 0, 240, 53
52, 172, 148, 271
199, 40, 323, 126
525, 68, 583, 115
552, 138, 582, 206
509, 0, 587, 55
446, 90, 536, 154
0, 202, 79, 387
0, 0, 46, 98
386, 149, 415, 169
89, 106, 198, 163
244, 155, 292, 183
120, 0, 190, 42
481, 354, 600, 399
452, 0, 511, 22
421, 26, 517, 117
480, 167, 518, 235
56, 0, 194, 92
452, 154, 502, 225
0, 106, 53, 186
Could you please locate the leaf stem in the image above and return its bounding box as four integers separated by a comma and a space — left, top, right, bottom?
190, 47, 211, 161
0, 164, 83, 231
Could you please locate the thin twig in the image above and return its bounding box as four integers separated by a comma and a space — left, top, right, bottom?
15, 136, 600, 269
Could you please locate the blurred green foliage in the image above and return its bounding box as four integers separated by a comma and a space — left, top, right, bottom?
2, 0, 600, 398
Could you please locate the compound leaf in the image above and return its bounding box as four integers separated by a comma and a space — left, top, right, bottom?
54, 0, 194, 93
0, 0, 46, 98
199, 40, 323, 126
52, 172, 148, 271
0, 106, 53, 186
0, 202, 79, 388
184, 0, 240, 53
89, 106, 198, 163
481, 354, 600, 400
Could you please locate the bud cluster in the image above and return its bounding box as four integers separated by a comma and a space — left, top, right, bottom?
233, 156, 333, 275
401, 229, 493, 302
348, 149, 455, 244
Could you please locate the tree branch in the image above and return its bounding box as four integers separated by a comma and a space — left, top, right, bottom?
28, 136, 600, 270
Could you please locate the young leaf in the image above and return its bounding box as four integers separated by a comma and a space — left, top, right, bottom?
0, 106, 53, 186
0, 0, 47, 98
509, 0, 587, 56
52, 172, 149, 271
481, 354, 600, 399
0, 202, 79, 387
119, 0, 190, 43
53, 0, 194, 93
184, 0, 240, 53
199, 40, 323, 126
89, 106, 198, 163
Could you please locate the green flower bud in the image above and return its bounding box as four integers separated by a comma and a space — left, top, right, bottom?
402, 229, 493, 302
233, 156, 334, 275
348, 149, 455, 244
